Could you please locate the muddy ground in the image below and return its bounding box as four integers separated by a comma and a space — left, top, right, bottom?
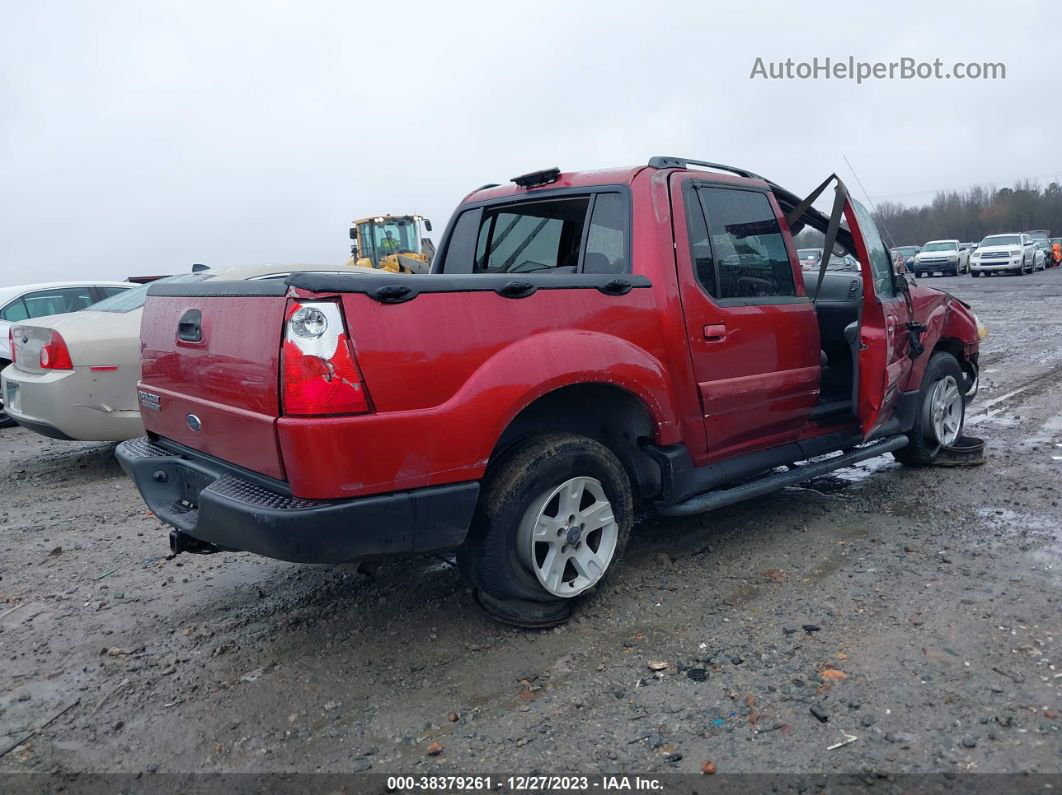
1, 269, 1060, 779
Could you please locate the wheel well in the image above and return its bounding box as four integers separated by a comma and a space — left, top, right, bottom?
491, 384, 661, 501
933, 337, 963, 363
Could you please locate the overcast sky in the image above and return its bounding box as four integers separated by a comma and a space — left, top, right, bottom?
1, 0, 1059, 285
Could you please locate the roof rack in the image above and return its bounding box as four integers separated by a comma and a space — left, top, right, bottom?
647, 156, 765, 181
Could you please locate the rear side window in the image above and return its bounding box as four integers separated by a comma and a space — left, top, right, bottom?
1, 299, 29, 321
22, 287, 96, 318
98, 286, 129, 298
688, 186, 796, 301
437, 191, 629, 275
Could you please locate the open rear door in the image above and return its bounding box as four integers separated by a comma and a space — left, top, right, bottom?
843, 196, 914, 438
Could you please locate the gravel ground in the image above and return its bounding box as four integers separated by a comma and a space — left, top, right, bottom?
1, 269, 1060, 778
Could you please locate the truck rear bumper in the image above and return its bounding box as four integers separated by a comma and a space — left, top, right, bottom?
116, 437, 479, 564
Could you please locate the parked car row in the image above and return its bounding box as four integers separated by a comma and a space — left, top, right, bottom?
890, 230, 1054, 278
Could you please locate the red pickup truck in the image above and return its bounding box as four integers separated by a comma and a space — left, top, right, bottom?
118, 157, 982, 624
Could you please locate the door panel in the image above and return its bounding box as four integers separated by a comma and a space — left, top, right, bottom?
671, 176, 822, 464
844, 197, 913, 437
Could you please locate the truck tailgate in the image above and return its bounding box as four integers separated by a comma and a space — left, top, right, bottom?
139, 286, 288, 480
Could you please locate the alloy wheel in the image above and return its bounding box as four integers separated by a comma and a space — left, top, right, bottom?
926, 374, 963, 447
517, 476, 619, 597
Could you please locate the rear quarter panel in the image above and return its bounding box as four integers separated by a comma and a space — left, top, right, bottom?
279, 287, 683, 498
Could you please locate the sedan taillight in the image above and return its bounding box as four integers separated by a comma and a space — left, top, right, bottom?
40, 330, 74, 370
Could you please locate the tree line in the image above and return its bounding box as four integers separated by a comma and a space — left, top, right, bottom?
793, 181, 1061, 251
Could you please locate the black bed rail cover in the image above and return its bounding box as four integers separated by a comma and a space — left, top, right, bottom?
146, 271, 652, 302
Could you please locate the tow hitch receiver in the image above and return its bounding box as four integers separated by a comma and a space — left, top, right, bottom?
169, 529, 219, 555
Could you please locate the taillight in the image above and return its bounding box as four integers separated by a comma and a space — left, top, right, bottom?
8, 328, 14, 365
281, 300, 371, 415
40, 330, 74, 370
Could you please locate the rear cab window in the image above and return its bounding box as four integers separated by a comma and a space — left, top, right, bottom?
435, 189, 629, 275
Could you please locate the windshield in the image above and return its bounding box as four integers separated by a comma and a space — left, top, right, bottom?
922, 241, 958, 252
357, 218, 420, 264
88, 273, 212, 313
981, 235, 1020, 247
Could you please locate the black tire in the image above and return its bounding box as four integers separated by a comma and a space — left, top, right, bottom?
893, 352, 966, 467
460, 432, 632, 606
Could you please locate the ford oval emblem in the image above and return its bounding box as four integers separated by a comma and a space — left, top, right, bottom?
186, 414, 202, 432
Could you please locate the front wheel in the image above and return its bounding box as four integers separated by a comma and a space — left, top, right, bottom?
894, 352, 966, 467
461, 433, 632, 619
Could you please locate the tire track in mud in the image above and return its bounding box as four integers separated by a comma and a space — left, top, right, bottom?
966, 363, 1062, 426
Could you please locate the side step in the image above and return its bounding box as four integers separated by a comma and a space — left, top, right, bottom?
656, 434, 908, 517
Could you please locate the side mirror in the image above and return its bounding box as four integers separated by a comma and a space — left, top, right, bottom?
424, 219, 433, 232
349, 227, 357, 241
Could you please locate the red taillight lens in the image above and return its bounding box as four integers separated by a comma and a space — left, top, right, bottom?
281, 301, 371, 416
40, 330, 74, 370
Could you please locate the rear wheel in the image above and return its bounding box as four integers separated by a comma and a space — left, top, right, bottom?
460, 433, 632, 616
894, 352, 966, 467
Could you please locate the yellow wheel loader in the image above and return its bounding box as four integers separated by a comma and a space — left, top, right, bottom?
344, 214, 435, 274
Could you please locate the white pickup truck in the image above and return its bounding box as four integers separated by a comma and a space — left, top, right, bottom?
970, 233, 1039, 277
912, 239, 968, 277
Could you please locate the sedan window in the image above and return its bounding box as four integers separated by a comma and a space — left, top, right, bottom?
23, 287, 95, 318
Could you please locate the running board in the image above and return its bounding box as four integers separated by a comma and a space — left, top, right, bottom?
656, 434, 909, 517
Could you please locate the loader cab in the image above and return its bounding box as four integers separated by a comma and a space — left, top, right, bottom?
349, 214, 434, 273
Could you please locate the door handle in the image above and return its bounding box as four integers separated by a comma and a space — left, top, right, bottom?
703, 323, 727, 342
177, 309, 202, 342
